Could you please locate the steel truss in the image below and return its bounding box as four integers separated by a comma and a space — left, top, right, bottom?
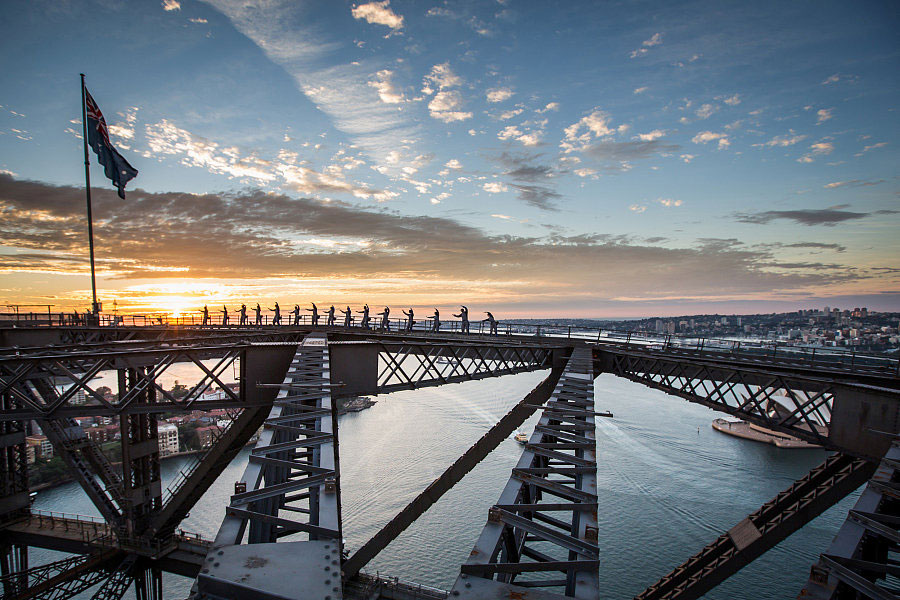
0, 343, 247, 421
198, 333, 343, 599
451, 347, 599, 599
375, 341, 553, 392
0, 550, 121, 600
605, 349, 844, 448
635, 453, 876, 600
801, 439, 900, 600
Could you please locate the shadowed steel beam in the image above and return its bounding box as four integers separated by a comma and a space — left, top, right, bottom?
148, 345, 297, 536
800, 438, 900, 600
635, 453, 876, 600
341, 358, 566, 581
3, 551, 120, 600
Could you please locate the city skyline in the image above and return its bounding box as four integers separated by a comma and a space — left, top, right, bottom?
0, 0, 898, 317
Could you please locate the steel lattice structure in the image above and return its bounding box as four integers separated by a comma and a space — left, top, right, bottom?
0, 323, 896, 600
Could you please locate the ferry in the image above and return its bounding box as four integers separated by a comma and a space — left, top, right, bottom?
514, 431, 528, 444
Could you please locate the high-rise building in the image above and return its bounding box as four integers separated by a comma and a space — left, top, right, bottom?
157, 422, 179, 456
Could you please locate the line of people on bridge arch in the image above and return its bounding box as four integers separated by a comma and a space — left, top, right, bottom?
199, 303, 500, 334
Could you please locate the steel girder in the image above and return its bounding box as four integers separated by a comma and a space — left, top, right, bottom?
198, 333, 344, 600
89, 554, 137, 600
601, 348, 900, 459
451, 347, 599, 599
801, 439, 900, 600
635, 453, 875, 600
375, 341, 554, 393
341, 358, 567, 581
0, 550, 121, 600
0, 343, 250, 421
0, 391, 29, 521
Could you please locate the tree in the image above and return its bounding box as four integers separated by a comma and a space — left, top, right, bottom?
170, 380, 189, 400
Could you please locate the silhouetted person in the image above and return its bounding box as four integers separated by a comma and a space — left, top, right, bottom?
202, 305, 209, 326
73, 310, 81, 326
269, 302, 281, 325
238, 304, 248, 325
341, 306, 352, 327
454, 306, 469, 333
402, 308, 415, 332
254, 303, 262, 325
221, 305, 229, 326
428, 308, 440, 332
327, 305, 336, 326
307, 303, 319, 326
292, 304, 301, 326
378, 306, 390, 331
358, 304, 370, 329
483, 311, 498, 335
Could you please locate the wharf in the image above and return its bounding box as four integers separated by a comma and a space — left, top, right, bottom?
711, 418, 822, 449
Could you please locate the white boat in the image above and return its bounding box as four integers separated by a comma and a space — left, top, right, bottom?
514, 431, 528, 444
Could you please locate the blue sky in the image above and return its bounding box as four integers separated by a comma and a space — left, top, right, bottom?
0, 0, 897, 317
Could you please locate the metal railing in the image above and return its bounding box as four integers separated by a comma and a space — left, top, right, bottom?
1, 311, 896, 375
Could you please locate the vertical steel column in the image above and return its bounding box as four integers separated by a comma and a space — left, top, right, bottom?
119, 367, 162, 536
0, 391, 29, 522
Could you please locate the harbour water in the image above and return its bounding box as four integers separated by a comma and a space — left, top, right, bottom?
30, 370, 856, 598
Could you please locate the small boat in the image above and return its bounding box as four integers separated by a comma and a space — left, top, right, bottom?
514, 432, 528, 444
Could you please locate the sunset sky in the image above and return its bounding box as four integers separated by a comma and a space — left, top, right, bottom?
0, 0, 897, 318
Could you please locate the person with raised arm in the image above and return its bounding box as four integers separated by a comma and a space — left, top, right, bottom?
238, 304, 248, 326
483, 311, 498, 335
378, 306, 391, 331
269, 302, 281, 325
254, 303, 262, 325
453, 305, 469, 333
306, 302, 319, 326
327, 305, 336, 326
341, 306, 352, 327
402, 308, 415, 332
292, 304, 300, 326
358, 304, 370, 329
427, 308, 440, 332
221, 305, 229, 326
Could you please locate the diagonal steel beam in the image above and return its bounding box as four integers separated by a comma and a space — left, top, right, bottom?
342, 358, 566, 580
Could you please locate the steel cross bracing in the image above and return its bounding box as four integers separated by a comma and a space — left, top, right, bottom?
373, 341, 553, 393
634, 452, 876, 600
0, 343, 246, 421
801, 438, 900, 600
599, 346, 900, 460
197, 332, 344, 600
451, 347, 599, 600
0, 550, 122, 600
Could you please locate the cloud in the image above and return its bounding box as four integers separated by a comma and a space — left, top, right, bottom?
486, 88, 514, 103
692, 131, 729, 149
189, 17, 208, 23
508, 184, 561, 211
499, 108, 524, 120
823, 179, 884, 189
658, 198, 682, 207
680, 154, 695, 163
204, 1, 418, 167
630, 204, 647, 213
0, 175, 872, 308
633, 87, 649, 94
498, 124, 541, 146
368, 70, 405, 103
735, 207, 872, 226
582, 140, 680, 169
756, 133, 806, 148
423, 63, 462, 91
630, 32, 662, 57
634, 129, 666, 142
536, 102, 559, 113
783, 242, 846, 252
483, 182, 507, 193
822, 74, 840, 85
162, 0, 180, 11
722, 94, 741, 106
351, 1, 404, 30
856, 142, 887, 156
816, 108, 833, 124
444, 159, 462, 170
695, 104, 717, 119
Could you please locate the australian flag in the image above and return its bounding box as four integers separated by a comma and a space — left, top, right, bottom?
84, 88, 138, 199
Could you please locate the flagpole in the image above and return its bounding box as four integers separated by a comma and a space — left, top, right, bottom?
80, 73, 100, 315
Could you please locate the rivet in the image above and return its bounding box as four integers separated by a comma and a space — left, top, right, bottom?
213, 562, 220, 567
465, 583, 471, 588
324, 566, 330, 571
218, 550, 224, 555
